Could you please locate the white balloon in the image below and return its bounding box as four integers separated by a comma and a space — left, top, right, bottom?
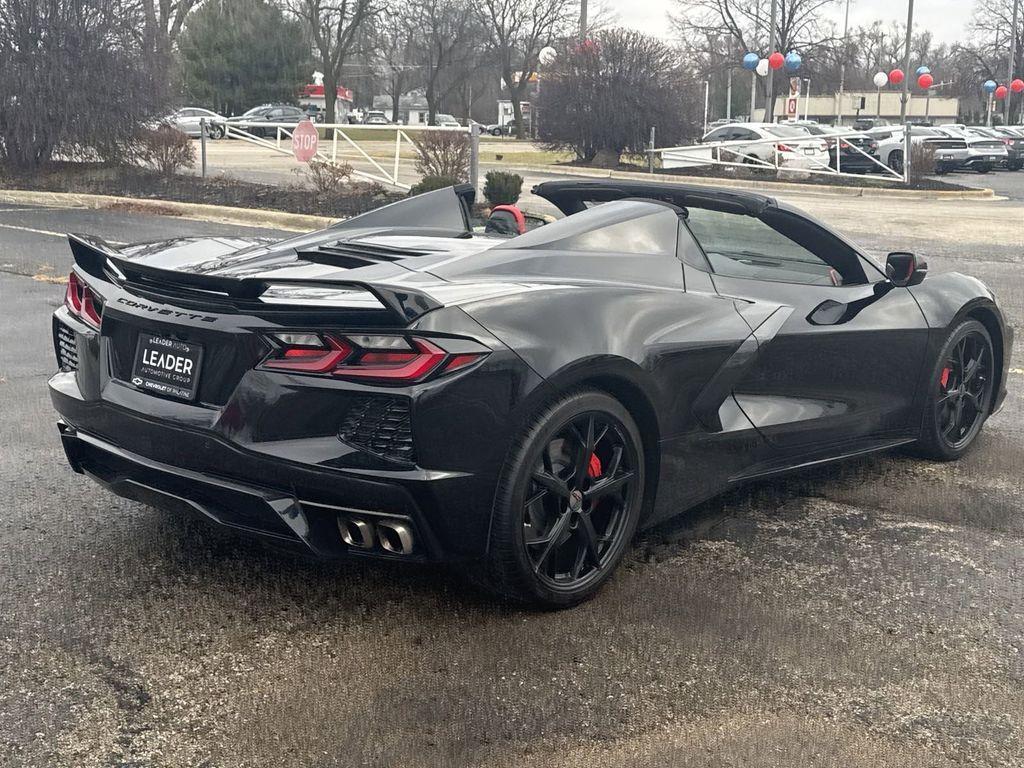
756, 58, 769, 77
873, 71, 889, 88
539, 46, 557, 65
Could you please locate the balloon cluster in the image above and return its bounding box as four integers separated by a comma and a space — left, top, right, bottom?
872, 67, 934, 90
984, 78, 1022, 100
741, 50, 801, 77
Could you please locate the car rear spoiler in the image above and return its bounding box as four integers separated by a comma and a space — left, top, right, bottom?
68, 234, 443, 324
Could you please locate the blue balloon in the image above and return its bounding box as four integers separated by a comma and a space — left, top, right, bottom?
784, 51, 802, 72
742, 52, 759, 71
983, 79, 998, 93
916, 66, 931, 76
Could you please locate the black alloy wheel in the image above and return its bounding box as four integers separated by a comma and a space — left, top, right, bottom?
482, 390, 644, 606
888, 150, 904, 174
912, 320, 995, 461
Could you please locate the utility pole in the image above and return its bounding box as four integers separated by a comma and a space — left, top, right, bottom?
1008, 0, 1020, 124
765, 0, 779, 121
837, 0, 852, 125
580, 0, 588, 42
899, 0, 915, 122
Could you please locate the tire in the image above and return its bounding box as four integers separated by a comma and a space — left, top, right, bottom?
479, 390, 645, 607
976, 163, 991, 174
1008, 160, 1022, 172
887, 150, 904, 174
909, 319, 995, 462
210, 125, 225, 140
491, 128, 501, 137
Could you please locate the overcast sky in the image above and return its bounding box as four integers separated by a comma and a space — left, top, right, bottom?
609, 0, 971, 44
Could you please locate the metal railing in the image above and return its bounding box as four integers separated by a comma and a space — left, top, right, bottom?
650, 129, 911, 184
199, 119, 477, 191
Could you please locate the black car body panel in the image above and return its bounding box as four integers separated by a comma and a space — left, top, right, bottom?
49, 181, 1013, 562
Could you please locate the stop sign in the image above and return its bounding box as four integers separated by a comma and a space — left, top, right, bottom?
292, 119, 319, 162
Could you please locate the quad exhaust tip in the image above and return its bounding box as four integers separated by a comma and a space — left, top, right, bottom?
336, 514, 415, 556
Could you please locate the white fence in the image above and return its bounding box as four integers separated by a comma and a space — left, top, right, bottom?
650, 130, 911, 184
200, 119, 478, 192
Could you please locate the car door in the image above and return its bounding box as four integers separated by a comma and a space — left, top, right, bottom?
683, 204, 931, 454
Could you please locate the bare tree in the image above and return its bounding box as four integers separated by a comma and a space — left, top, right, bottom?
292, 0, 377, 123
138, 0, 202, 56
477, 0, 577, 138
409, 0, 481, 123
375, 2, 421, 122
672, 0, 841, 116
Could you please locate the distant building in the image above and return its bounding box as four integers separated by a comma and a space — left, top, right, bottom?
298, 84, 354, 119
772, 91, 960, 125
372, 93, 430, 125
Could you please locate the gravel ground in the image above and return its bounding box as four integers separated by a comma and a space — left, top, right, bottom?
0, 197, 1021, 768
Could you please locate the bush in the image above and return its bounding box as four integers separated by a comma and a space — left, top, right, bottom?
301, 159, 354, 195
411, 131, 470, 181
483, 171, 523, 206
408, 174, 459, 196
908, 143, 936, 184
137, 125, 196, 176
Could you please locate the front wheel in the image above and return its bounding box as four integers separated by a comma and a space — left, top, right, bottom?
888, 150, 904, 174
480, 390, 645, 607
910, 319, 995, 461
976, 163, 992, 174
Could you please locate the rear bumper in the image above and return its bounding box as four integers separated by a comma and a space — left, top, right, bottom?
49, 368, 502, 563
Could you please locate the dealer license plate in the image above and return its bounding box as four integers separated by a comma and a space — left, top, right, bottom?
131, 333, 203, 401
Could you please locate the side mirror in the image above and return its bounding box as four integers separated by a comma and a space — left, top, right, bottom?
885, 252, 928, 287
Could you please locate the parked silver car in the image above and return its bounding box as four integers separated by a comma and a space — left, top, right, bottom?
164, 107, 226, 139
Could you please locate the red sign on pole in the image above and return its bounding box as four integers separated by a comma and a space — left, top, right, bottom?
787, 97, 798, 116
292, 119, 319, 163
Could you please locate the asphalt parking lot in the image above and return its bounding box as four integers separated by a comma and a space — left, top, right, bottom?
1, 195, 1022, 767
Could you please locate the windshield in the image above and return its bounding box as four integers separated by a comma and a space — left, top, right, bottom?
504, 199, 680, 256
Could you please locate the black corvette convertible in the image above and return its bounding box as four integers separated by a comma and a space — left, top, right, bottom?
50, 180, 1012, 606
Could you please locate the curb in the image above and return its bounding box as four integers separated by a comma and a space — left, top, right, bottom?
0, 189, 335, 231
501, 164, 997, 200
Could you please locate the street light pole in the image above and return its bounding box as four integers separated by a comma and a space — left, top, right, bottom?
899, 0, 915, 122
765, 0, 779, 121
580, 0, 588, 42
1007, 0, 1020, 124
837, 0, 852, 125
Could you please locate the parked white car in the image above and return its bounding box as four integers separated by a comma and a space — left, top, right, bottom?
699, 122, 830, 171
163, 107, 227, 139
939, 125, 1009, 172
867, 126, 969, 174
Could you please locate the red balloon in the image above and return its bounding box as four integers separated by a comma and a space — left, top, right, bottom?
1010, 79, 1024, 94
917, 73, 934, 89
768, 52, 785, 70
889, 68, 905, 85
995, 85, 1009, 100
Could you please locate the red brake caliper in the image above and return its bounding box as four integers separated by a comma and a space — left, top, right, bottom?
587, 453, 602, 478
940, 367, 951, 389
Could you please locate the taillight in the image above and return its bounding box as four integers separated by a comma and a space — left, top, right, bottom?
260, 332, 489, 384
1003, 138, 1013, 145
64, 272, 102, 330
776, 142, 795, 153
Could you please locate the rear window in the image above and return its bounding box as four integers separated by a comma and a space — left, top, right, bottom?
764, 125, 806, 138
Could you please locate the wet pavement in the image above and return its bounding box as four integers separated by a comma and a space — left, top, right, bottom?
0, 199, 1021, 767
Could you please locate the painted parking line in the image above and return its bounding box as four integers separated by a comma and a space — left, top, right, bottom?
0, 222, 69, 238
